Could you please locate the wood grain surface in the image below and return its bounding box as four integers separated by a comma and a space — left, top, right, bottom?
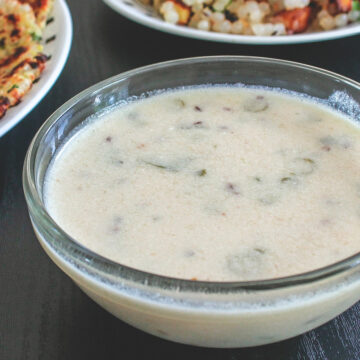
0, 1, 359, 359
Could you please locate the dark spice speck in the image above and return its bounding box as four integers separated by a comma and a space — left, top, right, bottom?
45, 35, 56, 44
224, 10, 238, 22
226, 182, 241, 195
46, 17, 55, 25
11, 29, 20, 37
111, 216, 122, 233
197, 169, 207, 177
184, 250, 195, 257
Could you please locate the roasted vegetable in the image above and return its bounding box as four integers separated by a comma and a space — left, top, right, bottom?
272, 7, 311, 33
163, 0, 191, 25
336, 0, 352, 12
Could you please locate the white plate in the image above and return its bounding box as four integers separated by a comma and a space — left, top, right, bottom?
103, 0, 360, 44
0, 0, 73, 138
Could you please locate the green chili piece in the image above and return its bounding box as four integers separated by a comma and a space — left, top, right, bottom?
7, 84, 19, 93
31, 32, 42, 42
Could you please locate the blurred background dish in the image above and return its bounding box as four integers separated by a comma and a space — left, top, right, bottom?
103, 0, 360, 44
0, 0, 72, 138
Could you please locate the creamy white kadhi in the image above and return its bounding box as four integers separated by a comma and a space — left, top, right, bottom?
44, 87, 360, 281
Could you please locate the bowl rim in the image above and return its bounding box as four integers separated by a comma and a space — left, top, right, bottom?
23, 55, 360, 293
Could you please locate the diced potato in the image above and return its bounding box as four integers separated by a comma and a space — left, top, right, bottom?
169, 0, 191, 24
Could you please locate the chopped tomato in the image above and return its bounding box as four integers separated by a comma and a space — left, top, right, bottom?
336, 0, 352, 12
273, 7, 312, 34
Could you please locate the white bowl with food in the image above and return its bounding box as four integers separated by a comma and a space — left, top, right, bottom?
103, 0, 360, 44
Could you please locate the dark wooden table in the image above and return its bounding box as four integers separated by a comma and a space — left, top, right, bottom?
1, 1, 360, 359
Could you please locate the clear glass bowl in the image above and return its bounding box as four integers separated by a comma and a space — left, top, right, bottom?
23, 56, 360, 348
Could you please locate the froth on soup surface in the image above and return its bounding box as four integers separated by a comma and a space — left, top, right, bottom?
44, 87, 360, 281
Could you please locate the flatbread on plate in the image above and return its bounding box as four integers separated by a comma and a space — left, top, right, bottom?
0, 0, 48, 119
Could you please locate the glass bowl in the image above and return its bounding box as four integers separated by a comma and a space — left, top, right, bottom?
23, 56, 360, 348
